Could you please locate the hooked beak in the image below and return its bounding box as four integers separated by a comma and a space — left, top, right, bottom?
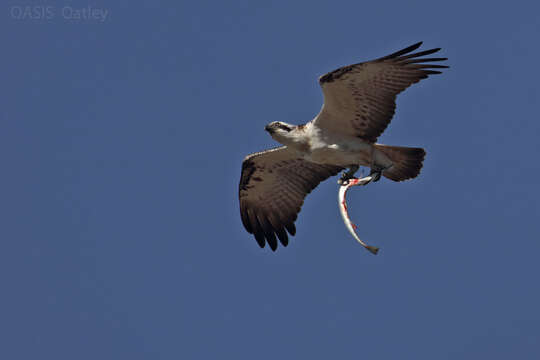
264, 124, 273, 133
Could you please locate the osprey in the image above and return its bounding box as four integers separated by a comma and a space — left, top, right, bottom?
239, 42, 448, 251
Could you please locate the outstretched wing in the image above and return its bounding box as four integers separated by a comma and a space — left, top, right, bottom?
239, 146, 343, 251
314, 42, 448, 143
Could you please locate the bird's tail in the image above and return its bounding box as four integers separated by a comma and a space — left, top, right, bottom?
374, 144, 426, 182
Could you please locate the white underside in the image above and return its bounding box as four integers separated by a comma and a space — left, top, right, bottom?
301, 125, 392, 168
269, 121, 393, 169
305, 142, 375, 167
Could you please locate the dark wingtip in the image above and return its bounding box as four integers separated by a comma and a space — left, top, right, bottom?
419, 65, 449, 69
255, 235, 265, 248
285, 222, 296, 236
404, 42, 423, 52
276, 228, 289, 247
381, 42, 423, 60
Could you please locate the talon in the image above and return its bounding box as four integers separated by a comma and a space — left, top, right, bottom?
339, 165, 359, 185
370, 170, 382, 182
338, 174, 354, 186
369, 164, 388, 183
339, 167, 359, 185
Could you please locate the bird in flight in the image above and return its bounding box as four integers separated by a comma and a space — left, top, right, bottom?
238, 42, 448, 251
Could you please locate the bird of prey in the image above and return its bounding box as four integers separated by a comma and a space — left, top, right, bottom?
238, 42, 448, 251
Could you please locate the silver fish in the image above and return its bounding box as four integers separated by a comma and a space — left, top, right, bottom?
338, 175, 379, 255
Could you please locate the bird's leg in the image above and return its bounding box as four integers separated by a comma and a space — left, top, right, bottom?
369, 166, 382, 182
369, 164, 392, 182
338, 165, 359, 185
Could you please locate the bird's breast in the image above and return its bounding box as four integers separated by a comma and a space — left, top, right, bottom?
305, 142, 372, 167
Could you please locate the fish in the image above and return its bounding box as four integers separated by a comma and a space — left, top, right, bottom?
338, 175, 380, 255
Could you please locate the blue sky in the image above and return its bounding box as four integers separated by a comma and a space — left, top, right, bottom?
2, 1, 539, 359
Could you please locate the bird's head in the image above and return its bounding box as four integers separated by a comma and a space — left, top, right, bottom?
264, 121, 298, 144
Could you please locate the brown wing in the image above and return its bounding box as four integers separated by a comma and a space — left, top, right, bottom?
239, 146, 343, 251
314, 42, 448, 143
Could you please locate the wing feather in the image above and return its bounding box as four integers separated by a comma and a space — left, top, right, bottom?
315, 42, 448, 143
239, 146, 342, 251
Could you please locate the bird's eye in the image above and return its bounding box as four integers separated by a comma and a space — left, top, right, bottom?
277, 124, 291, 132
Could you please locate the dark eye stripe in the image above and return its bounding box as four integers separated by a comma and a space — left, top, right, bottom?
277, 124, 291, 132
